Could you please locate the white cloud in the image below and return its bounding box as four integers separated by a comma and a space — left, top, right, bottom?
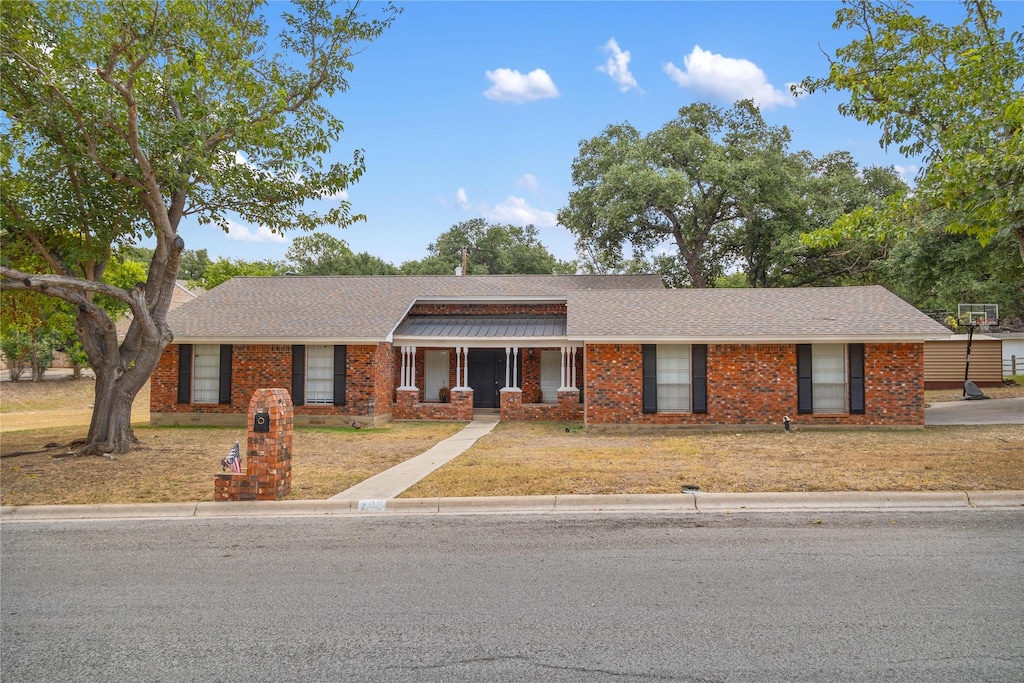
321, 188, 348, 201
516, 174, 540, 192
225, 220, 286, 244
487, 196, 557, 228
483, 68, 559, 103
455, 187, 471, 210
663, 45, 796, 110
598, 38, 639, 92
892, 164, 919, 180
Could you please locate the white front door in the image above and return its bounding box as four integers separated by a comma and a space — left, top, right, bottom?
424, 350, 450, 402
540, 350, 560, 403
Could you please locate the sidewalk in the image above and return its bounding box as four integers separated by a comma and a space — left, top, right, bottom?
0, 368, 94, 382
328, 415, 500, 504
3, 490, 1022, 522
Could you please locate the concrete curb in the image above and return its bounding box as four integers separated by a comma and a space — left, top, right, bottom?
2, 491, 1022, 522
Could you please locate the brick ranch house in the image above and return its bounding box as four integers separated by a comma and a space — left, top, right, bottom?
150, 275, 949, 428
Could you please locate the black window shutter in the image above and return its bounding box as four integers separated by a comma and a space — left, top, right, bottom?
177, 344, 192, 404
291, 345, 305, 406
692, 344, 708, 414
218, 345, 233, 405
797, 344, 813, 414
849, 343, 865, 414
642, 344, 658, 414
333, 345, 347, 407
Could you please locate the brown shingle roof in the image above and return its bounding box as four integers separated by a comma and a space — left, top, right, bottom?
168, 274, 664, 343
566, 285, 949, 341
168, 277, 945, 344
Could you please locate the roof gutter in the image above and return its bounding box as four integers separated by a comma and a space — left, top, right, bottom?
569, 334, 941, 344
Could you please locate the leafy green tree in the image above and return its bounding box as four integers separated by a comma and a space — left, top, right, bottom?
0, 0, 398, 454
286, 232, 397, 275
727, 144, 807, 288
197, 258, 286, 290
798, 0, 1024, 264
558, 100, 794, 288
0, 292, 56, 381
572, 241, 654, 276
400, 219, 570, 275
179, 249, 211, 282
881, 218, 1024, 321
772, 153, 908, 288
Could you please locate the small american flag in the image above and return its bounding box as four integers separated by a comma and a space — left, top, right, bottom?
222, 441, 242, 473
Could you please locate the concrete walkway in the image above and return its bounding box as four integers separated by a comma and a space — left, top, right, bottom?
4, 490, 1022, 522
328, 415, 500, 503
925, 396, 1024, 425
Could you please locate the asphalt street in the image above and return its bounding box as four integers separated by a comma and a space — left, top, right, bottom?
2, 510, 1022, 682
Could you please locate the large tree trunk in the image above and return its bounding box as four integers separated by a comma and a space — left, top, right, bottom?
1015, 226, 1024, 268
77, 318, 171, 456
72, 235, 182, 456
86, 367, 144, 455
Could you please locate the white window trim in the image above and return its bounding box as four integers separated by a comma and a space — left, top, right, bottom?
192, 344, 220, 404
656, 344, 692, 413
812, 343, 847, 414
305, 345, 334, 405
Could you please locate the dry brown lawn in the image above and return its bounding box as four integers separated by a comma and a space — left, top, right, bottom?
0, 378, 463, 505
1, 421, 464, 506
2, 376, 1022, 505
402, 421, 1024, 498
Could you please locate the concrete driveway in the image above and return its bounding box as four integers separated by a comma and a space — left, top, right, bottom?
925, 397, 1024, 425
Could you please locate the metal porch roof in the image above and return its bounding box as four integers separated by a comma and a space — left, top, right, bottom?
392, 315, 567, 338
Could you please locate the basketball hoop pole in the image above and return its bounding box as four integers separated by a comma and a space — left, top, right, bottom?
963, 322, 978, 397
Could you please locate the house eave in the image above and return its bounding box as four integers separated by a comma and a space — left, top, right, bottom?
171, 336, 385, 345
571, 335, 936, 345
391, 335, 569, 348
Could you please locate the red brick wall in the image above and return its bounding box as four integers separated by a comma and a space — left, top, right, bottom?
584, 343, 925, 427
501, 388, 582, 421
374, 342, 395, 412
393, 388, 473, 420
150, 343, 392, 422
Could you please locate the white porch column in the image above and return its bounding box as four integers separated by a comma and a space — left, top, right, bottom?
512, 347, 519, 388
455, 346, 469, 389
505, 347, 511, 388
400, 345, 418, 389
570, 346, 577, 388
559, 346, 569, 390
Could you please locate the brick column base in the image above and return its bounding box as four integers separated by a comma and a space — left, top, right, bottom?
556, 389, 583, 420
215, 388, 293, 501
392, 388, 420, 419
451, 389, 474, 420
500, 388, 523, 420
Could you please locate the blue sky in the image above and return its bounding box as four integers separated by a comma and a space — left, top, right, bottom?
175, 0, 982, 268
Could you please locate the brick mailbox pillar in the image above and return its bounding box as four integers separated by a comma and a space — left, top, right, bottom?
214, 388, 293, 501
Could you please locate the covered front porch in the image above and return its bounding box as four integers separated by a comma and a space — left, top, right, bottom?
389, 316, 583, 421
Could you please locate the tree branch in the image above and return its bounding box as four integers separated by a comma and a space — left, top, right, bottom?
0, 267, 136, 308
